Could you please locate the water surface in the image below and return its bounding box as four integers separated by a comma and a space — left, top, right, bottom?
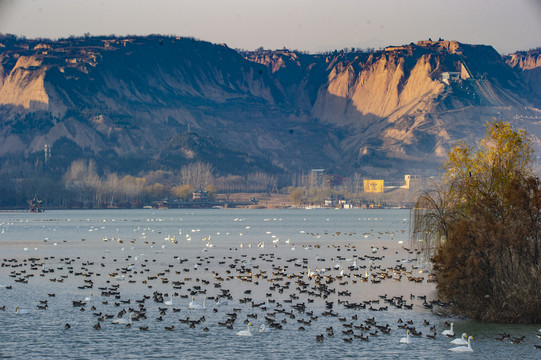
0, 209, 539, 359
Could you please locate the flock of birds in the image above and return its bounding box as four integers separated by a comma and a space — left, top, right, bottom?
1, 216, 541, 356
399, 323, 478, 352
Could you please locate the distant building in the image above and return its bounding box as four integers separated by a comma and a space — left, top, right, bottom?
402, 175, 421, 189
442, 62, 471, 84
152, 199, 168, 209
326, 193, 344, 207
441, 71, 461, 84
192, 187, 208, 202
310, 169, 326, 188
364, 180, 384, 193
28, 195, 43, 212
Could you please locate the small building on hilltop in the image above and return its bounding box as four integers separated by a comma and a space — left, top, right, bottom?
441, 71, 461, 84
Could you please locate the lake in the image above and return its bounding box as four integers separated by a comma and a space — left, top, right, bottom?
0, 209, 539, 359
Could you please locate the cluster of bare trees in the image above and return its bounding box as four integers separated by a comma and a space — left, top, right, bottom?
214, 172, 277, 193
64, 160, 146, 207
290, 171, 364, 193
180, 162, 214, 189
62, 160, 279, 207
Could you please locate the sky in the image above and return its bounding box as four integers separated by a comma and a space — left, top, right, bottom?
0, 0, 540, 54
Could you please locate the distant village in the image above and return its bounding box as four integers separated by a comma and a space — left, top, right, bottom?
144, 169, 426, 210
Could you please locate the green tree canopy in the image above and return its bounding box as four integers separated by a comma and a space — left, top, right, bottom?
412, 120, 541, 322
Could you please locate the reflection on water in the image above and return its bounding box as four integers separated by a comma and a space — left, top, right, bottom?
0, 209, 539, 359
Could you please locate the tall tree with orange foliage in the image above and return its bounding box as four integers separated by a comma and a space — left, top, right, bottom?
412, 121, 541, 322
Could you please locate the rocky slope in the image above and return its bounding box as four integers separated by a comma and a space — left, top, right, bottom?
505, 49, 541, 103
245, 41, 541, 175
1, 35, 540, 180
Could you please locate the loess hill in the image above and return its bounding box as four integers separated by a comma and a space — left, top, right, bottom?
1, 34, 540, 180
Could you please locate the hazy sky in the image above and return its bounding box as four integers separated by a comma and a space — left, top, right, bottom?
0, 0, 540, 54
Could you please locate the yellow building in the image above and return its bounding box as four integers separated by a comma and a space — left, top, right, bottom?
364, 180, 384, 193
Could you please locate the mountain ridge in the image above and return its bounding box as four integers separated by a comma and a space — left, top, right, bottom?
1, 34, 540, 183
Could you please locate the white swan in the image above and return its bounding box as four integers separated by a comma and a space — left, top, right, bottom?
15, 307, 30, 314
215, 297, 228, 306
84, 293, 92, 302
259, 324, 270, 333
188, 296, 206, 310
164, 294, 174, 306
236, 323, 253, 336
442, 322, 454, 336
450, 333, 468, 345
400, 330, 411, 344
449, 336, 474, 352
112, 313, 133, 325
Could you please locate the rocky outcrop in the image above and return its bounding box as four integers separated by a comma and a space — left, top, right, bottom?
0, 55, 49, 110
505, 49, 541, 105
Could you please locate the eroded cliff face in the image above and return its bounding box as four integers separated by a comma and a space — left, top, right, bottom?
246, 41, 541, 174
310, 50, 448, 168
313, 52, 444, 123
505, 50, 541, 105
1, 35, 540, 178
506, 51, 541, 70
0, 55, 49, 110
0, 36, 320, 170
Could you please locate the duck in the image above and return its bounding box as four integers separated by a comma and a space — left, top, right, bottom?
236, 323, 253, 336
449, 336, 474, 352
400, 330, 411, 344
442, 322, 454, 337
450, 333, 468, 345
